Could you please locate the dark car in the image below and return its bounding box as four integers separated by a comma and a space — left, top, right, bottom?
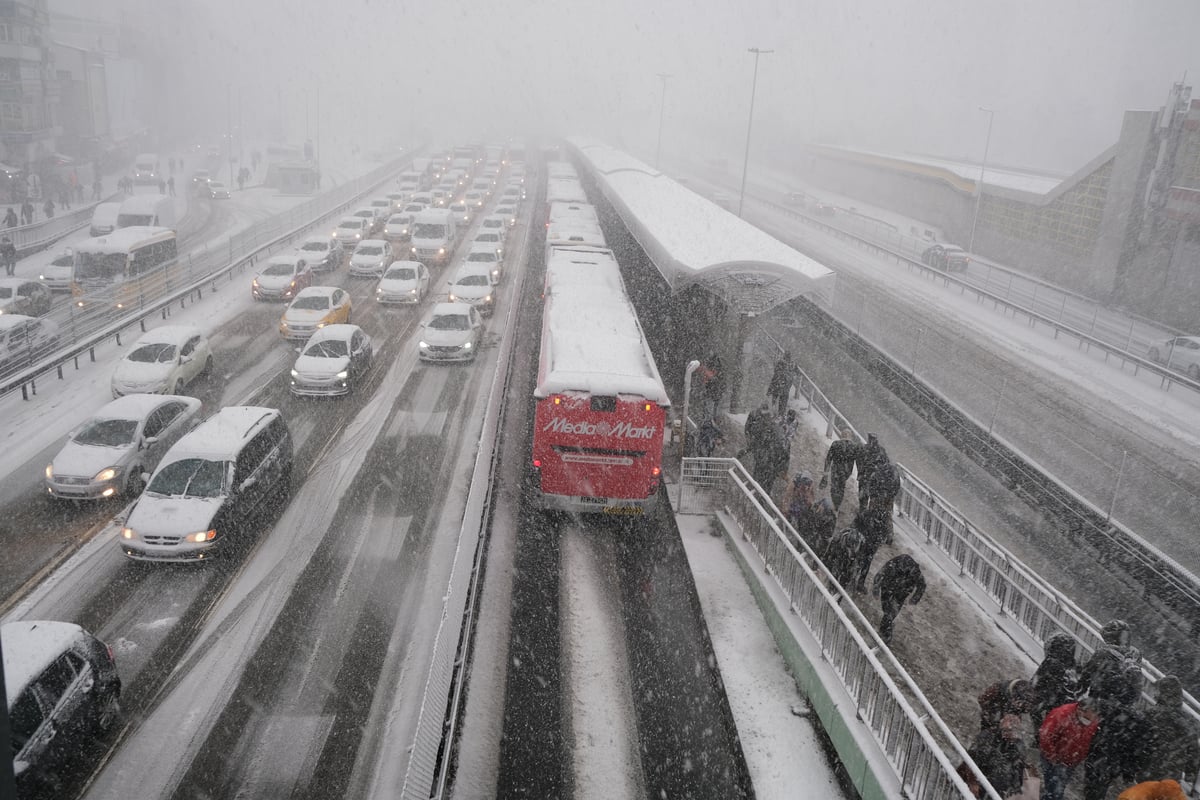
920, 243, 971, 273
0, 278, 53, 316
4, 620, 121, 793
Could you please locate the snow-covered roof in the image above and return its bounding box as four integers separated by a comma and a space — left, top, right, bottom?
165, 406, 277, 462
3, 620, 86, 704
134, 324, 202, 347
548, 202, 598, 225
94, 393, 199, 421
76, 226, 174, 254
547, 178, 587, 205
536, 246, 670, 405
568, 138, 835, 315
817, 145, 1065, 195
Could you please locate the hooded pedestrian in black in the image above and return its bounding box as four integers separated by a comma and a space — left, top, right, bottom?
1032, 633, 1081, 727
767, 351, 798, 416
1138, 675, 1200, 784
819, 428, 859, 511
872, 554, 925, 645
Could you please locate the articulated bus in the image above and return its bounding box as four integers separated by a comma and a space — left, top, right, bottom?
531, 243, 670, 515
71, 226, 181, 312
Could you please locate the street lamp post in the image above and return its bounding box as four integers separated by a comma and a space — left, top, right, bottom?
654, 73, 672, 169
967, 106, 995, 255
737, 47, 773, 218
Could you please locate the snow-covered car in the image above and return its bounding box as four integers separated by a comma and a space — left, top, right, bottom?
921, 243, 970, 272
289, 324, 372, 397
418, 302, 483, 363
349, 239, 393, 277
462, 243, 503, 284
500, 184, 524, 204
333, 216, 367, 245
369, 197, 394, 222
297, 233, 343, 272
495, 203, 517, 227
279, 285, 352, 341
0, 278, 52, 316
45, 394, 202, 500
252, 254, 313, 301
207, 180, 231, 199
472, 230, 504, 259
1147, 335, 1200, 380
119, 406, 293, 561
38, 249, 74, 291
0, 315, 59, 375
430, 188, 450, 208
446, 263, 498, 315
480, 214, 509, 242
376, 260, 430, 305
385, 191, 407, 211
4, 620, 121, 794
384, 213, 414, 242
111, 325, 213, 398
351, 207, 381, 235
464, 189, 486, 210
448, 201, 472, 225
402, 201, 428, 219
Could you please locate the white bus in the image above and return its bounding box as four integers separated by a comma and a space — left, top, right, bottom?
71, 227, 181, 312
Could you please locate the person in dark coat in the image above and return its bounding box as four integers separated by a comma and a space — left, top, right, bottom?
692, 417, 724, 457
1138, 675, 1200, 785
767, 350, 798, 416
871, 554, 925, 645
855, 433, 891, 505
861, 458, 901, 544
810, 497, 838, 560
4, 207, 17, 228
825, 526, 863, 599
1084, 698, 1152, 800
851, 505, 890, 592
1083, 619, 1143, 705
741, 401, 770, 464
967, 713, 1029, 798
42, 198, 54, 218
1032, 633, 1081, 728
977, 678, 1035, 733
819, 428, 860, 511
755, 417, 790, 497
698, 353, 724, 420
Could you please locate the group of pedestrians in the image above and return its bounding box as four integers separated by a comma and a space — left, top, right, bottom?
958, 621, 1199, 799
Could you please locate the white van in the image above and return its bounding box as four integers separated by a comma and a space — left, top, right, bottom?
89, 202, 122, 236
116, 195, 176, 230
133, 153, 159, 184
410, 208, 457, 266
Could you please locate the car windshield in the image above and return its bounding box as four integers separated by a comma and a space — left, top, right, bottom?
457, 274, 489, 287
128, 343, 177, 363
262, 262, 295, 276
303, 339, 348, 358
51, 254, 73, 267
0, 287, 11, 299
356, 246, 382, 256
74, 418, 139, 447
301, 242, 328, 252
467, 252, 496, 262
413, 223, 445, 238
476, 234, 499, 243
291, 295, 329, 310
428, 313, 468, 331
340, 220, 362, 229
386, 267, 416, 280
146, 458, 227, 498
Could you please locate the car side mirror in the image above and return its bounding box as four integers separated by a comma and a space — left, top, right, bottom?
180, 354, 193, 364
239, 476, 258, 493
141, 471, 151, 483
143, 435, 159, 446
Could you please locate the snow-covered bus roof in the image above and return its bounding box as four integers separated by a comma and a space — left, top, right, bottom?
568, 138, 835, 314
536, 246, 670, 405
547, 161, 578, 179
74, 226, 175, 254
546, 219, 606, 249
546, 177, 588, 205
547, 201, 599, 226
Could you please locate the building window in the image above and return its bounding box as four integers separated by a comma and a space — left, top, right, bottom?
0, 25, 10, 43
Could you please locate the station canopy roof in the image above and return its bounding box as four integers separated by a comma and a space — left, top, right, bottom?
568, 138, 834, 315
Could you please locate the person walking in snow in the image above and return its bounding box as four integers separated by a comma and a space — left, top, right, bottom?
855, 433, 891, 505
1039, 697, 1101, 800
825, 526, 864, 597
1032, 633, 1081, 728
768, 350, 798, 416
851, 505, 890, 592
819, 427, 860, 511
42, 198, 54, 218
1, 236, 16, 276
871, 554, 925, 645
742, 400, 771, 467
20, 199, 32, 225
4, 207, 17, 228
1137, 675, 1200, 785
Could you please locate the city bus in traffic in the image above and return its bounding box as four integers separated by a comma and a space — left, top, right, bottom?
71, 226, 181, 312
530, 243, 670, 515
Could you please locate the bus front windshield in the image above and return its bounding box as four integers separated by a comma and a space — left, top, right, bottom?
74, 251, 128, 283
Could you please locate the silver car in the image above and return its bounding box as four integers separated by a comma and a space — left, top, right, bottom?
46, 394, 202, 500
1147, 335, 1200, 380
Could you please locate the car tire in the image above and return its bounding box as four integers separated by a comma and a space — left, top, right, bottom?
95, 690, 121, 733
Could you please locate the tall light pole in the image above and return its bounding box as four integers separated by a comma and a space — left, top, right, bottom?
967, 106, 995, 254
654, 73, 672, 169
738, 48, 772, 218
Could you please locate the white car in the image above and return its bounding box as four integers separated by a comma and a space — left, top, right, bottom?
473, 230, 504, 259
1147, 335, 1200, 380
38, 249, 75, 291
480, 214, 509, 241
463, 244, 503, 284
448, 201, 472, 225
349, 239, 393, 278
464, 189, 486, 210
111, 325, 212, 398
290, 324, 372, 397
401, 202, 427, 219
351, 207, 380, 235
418, 303, 483, 363
369, 197, 394, 221
447, 263, 498, 315
252, 254, 313, 301
297, 233, 343, 272
495, 203, 517, 227
207, 181, 231, 199
45, 394, 202, 500
0, 315, 59, 375
376, 260, 430, 304
384, 213, 413, 241
333, 216, 368, 245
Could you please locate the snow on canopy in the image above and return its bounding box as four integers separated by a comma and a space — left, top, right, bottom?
568, 138, 835, 315
536, 246, 670, 406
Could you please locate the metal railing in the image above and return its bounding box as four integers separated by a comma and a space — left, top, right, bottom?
679, 457, 990, 800
3, 198, 107, 255
2, 153, 419, 400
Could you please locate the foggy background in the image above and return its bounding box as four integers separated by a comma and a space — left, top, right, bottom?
58, 0, 1200, 176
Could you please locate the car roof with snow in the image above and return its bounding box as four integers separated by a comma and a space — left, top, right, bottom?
3, 620, 89, 704
428, 302, 470, 320
160, 406, 279, 462
0, 314, 39, 331
293, 285, 339, 300
92, 393, 201, 421
304, 324, 359, 345
134, 324, 203, 347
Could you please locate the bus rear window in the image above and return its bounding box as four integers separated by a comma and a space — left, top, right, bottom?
590, 396, 616, 412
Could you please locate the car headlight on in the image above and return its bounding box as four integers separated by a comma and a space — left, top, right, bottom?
463, 341, 472, 350
484, 294, 492, 303
122, 526, 139, 540
409, 288, 417, 294
94, 467, 118, 482
189, 529, 217, 543
45, 463, 53, 479
438, 248, 446, 255
290, 369, 299, 378
418, 341, 429, 349
316, 322, 326, 329
376, 287, 383, 294
336, 370, 349, 379
448, 293, 457, 302
252, 278, 260, 287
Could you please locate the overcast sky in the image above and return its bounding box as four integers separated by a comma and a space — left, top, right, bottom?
66, 0, 1200, 176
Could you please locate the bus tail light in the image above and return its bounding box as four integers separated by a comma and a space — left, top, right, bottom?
553, 396, 561, 405
652, 466, 661, 477
532, 459, 542, 468
644, 403, 652, 411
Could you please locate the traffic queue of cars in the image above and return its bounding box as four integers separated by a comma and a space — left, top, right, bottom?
13, 146, 525, 789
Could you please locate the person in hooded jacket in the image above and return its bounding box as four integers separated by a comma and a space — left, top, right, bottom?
851, 505, 890, 592
1084, 696, 1151, 800
783, 472, 817, 543
1137, 675, 1199, 785
978, 678, 1036, 733
825, 526, 863, 598
809, 497, 838, 561
855, 433, 891, 504
871, 554, 925, 645
767, 351, 798, 416
819, 427, 860, 511
1083, 620, 1143, 705
742, 401, 771, 466
1032, 633, 1082, 728
968, 713, 1030, 798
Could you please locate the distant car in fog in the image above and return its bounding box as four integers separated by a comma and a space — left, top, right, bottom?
333, 216, 367, 245
207, 180, 231, 199
1147, 335, 1200, 381
921, 243, 970, 273
38, 249, 74, 291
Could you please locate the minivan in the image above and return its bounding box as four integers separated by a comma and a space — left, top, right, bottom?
89, 201, 122, 236
4, 620, 121, 793
120, 406, 293, 561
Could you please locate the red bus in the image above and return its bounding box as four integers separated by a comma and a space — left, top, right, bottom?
531, 244, 671, 515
